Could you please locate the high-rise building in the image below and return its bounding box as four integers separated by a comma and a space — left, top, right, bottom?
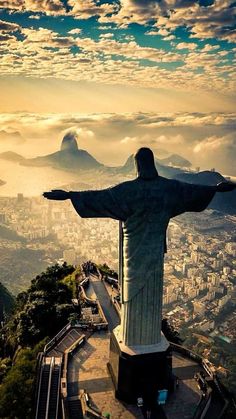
193, 301, 205, 317
225, 243, 236, 257
191, 251, 200, 264
223, 266, 231, 275
17, 193, 24, 203
206, 291, 215, 301
0, 213, 6, 223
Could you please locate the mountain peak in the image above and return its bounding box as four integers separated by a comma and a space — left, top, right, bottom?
159, 154, 191, 168
60, 132, 79, 152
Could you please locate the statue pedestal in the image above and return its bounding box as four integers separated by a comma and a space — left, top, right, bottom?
108, 326, 172, 404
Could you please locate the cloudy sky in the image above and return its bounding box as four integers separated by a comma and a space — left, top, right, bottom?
0, 1, 235, 177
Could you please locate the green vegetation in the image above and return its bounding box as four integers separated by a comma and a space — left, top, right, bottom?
162, 318, 183, 345
0, 282, 15, 316
209, 339, 236, 398
97, 263, 118, 279
62, 265, 82, 298
0, 340, 46, 419
0, 247, 50, 294
0, 262, 77, 418
2, 263, 75, 349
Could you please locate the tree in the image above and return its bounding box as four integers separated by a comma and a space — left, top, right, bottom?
97, 263, 118, 278
0, 358, 11, 383
2, 263, 76, 352
0, 340, 46, 419
162, 318, 183, 345
0, 282, 15, 316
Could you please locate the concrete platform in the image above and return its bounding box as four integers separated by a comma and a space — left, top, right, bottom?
67, 330, 202, 418
164, 352, 202, 419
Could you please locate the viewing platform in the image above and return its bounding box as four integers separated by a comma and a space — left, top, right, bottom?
34, 272, 233, 418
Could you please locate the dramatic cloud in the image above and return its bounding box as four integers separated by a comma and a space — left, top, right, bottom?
193, 133, 236, 175
176, 42, 198, 50
68, 0, 118, 19
137, 113, 236, 128
75, 37, 182, 63
163, 35, 176, 41
21, 27, 74, 47
0, 2, 235, 124
99, 33, 114, 39
120, 136, 137, 144
28, 14, 41, 20
96, 1, 236, 42
159, 0, 236, 43
155, 134, 184, 145
62, 126, 95, 141
201, 44, 220, 52
193, 134, 235, 153
0, 1, 235, 42
0, 19, 20, 31
68, 28, 82, 35
0, 0, 65, 15
0, 129, 24, 144
0, 112, 235, 174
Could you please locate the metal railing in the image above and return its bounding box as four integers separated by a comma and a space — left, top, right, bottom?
61, 335, 86, 419
45, 357, 54, 419
35, 356, 46, 419
193, 390, 212, 419
48, 360, 61, 419
44, 323, 72, 354
35, 357, 62, 419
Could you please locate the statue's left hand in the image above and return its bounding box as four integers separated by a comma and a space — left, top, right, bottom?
216, 181, 236, 192
43, 189, 70, 200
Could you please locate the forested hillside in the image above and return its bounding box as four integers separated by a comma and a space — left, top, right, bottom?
0, 263, 78, 418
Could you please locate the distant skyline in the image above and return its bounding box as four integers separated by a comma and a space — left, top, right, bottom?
0, 1, 235, 177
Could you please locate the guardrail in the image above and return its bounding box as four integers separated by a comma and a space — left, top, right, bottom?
35, 355, 46, 419
44, 323, 72, 354
35, 357, 62, 419
100, 275, 121, 318
171, 342, 232, 419
79, 285, 97, 305
80, 277, 89, 289
45, 357, 54, 419
170, 342, 221, 381
33, 352, 44, 417
61, 335, 86, 419
80, 390, 105, 418
111, 297, 121, 318
78, 278, 108, 330
170, 342, 203, 365
193, 390, 212, 419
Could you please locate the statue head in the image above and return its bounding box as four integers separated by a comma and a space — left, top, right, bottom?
134, 147, 158, 180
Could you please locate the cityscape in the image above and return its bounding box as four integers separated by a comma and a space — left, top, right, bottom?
1, 191, 235, 357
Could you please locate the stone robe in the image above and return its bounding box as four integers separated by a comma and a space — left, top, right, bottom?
70, 176, 215, 346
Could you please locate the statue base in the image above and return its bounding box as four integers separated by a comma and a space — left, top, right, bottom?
108, 326, 173, 404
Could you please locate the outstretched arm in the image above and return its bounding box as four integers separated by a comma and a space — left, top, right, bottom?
43, 190, 70, 200
215, 181, 236, 192
169, 180, 236, 218
43, 184, 131, 221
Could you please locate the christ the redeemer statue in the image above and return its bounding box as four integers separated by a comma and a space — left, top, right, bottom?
43, 148, 235, 348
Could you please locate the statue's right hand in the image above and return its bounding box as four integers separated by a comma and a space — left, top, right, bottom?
43, 190, 70, 200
